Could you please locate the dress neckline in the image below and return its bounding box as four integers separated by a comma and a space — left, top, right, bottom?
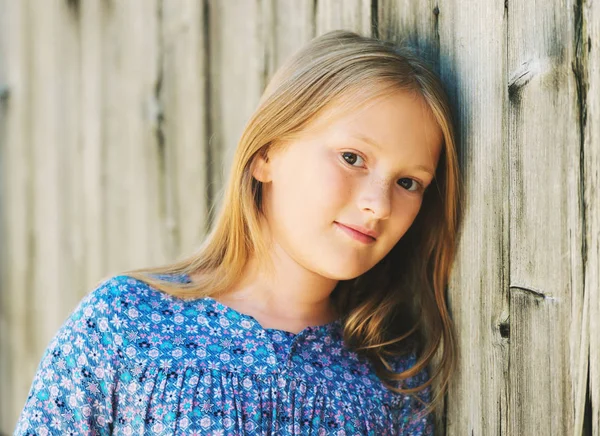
175, 272, 343, 338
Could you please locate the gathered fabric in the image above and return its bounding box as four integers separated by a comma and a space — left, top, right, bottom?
14, 273, 433, 435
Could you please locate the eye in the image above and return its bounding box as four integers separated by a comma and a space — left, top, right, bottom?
341, 151, 423, 193
341, 151, 365, 167
397, 178, 422, 192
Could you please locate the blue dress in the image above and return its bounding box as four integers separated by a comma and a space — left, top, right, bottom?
14, 273, 434, 435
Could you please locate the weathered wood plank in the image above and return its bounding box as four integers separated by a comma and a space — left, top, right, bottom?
80, 0, 108, 284
0, 0, 88, 431
439, 3, 510, 435
161, 0, 210, 255
508, 0, 584, 434
102, 0, 167, 271
0, 0, 32, 432
61, 0, 85, 321
27, 0, 70, 363
582, 0, 599, 433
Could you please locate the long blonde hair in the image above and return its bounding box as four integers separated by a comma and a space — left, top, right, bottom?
113, 30, 462, 418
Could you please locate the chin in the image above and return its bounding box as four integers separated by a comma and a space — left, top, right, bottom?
314, 261, 373, 281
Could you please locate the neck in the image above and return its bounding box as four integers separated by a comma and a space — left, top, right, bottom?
213, 242, 340, 330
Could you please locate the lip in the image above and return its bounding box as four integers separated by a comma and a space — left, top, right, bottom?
334, 222, 378, 244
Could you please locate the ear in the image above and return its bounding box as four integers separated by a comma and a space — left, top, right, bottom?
251, 149, 273, 183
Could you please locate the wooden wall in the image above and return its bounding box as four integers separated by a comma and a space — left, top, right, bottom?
0, 0, 597, 434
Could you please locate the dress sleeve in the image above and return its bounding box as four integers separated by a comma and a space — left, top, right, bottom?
13, 278, 120, 436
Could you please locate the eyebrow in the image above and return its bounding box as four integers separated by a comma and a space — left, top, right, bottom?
351, 132, 436, 177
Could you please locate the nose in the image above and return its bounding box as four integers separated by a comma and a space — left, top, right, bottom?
357, 177, 392, 220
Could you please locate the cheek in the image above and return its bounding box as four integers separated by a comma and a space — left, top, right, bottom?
315, 157, 353, 207
273, 152, 350, 221
387, 198, 423, 241
309, 158, 355, 227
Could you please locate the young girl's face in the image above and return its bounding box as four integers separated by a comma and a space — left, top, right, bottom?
253, 89, 443, 280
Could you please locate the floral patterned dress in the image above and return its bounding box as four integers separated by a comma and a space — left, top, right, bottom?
14, 273, 434, 435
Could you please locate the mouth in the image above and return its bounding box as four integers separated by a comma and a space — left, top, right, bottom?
334, 222, 377, 244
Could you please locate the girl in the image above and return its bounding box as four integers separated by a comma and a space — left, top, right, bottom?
15, 30, 460, 435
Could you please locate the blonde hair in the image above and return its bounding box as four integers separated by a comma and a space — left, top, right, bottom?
112, 30, 462, 419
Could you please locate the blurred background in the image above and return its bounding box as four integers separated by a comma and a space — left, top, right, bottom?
0, 0, 598, 434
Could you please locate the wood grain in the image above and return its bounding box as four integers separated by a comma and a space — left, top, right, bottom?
508, 0, 584, 433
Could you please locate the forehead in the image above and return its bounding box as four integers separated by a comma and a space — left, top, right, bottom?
300, 89, 443, 158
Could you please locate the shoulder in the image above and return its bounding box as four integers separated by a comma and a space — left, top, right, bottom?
86, 274, 220, 366
81, 273, 188, 326
84, 273, 193, 341
72, 273, 144, 320
48, 274, 176, 357
36, 274, 135, 364
13, 275, 133, 434
47, 275, 127, 346
66, 274, 151, 332
14, 274, 206, 435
